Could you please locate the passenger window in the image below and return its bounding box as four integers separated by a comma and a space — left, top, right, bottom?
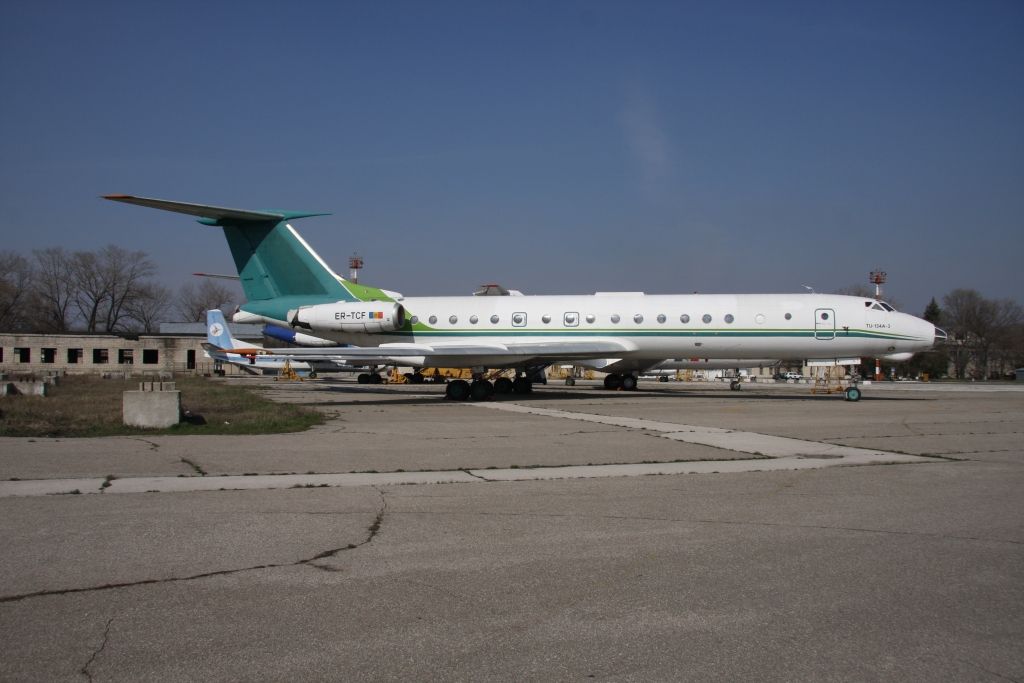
564, 312, 579, 327
512, 312, 527, 327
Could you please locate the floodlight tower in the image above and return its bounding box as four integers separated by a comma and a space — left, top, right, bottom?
348, 253, 363, 283
869, 269, 888, 381
870, 269, 887, 300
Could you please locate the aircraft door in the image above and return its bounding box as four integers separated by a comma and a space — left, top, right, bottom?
814, 308, 835, 340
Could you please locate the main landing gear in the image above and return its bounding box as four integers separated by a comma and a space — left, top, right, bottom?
603, 373, 638, 391
444, 373, 534, 401
357, 372, 383, 384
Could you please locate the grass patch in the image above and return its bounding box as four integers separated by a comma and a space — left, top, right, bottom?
0, 375, 323, 437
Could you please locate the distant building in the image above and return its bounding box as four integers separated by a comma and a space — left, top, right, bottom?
0, 323, 262, 377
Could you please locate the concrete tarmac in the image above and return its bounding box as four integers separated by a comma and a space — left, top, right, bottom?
1, 378, 1021, 681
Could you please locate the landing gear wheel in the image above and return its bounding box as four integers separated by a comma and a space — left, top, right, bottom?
469, 380, 494, 401
603, 374, 623, 390
845, 386, 861, 402
730, 380, 741, 391
357, 373, 370, 384
658, 376, 668, 382
309, 371, 318, 379
512, 377, 533, 394
445, 379, 471, 400
493, 377, 514, 394
370, 373, 383, 384
565, 377, 575, 386
411, 373, 425, 384
621, 375, 638, 391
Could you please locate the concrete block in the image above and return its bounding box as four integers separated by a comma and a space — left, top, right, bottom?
1, 381, 48, 397
123, 390, 181, 428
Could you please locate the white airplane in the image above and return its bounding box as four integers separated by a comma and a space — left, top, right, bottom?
202, 310, 373, 379
107, 195, 944, 401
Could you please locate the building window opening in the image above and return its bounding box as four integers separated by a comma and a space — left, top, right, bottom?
118, 349, 134, 365
142, 349, 159, 364
93, 349, 109, 364
67, 348, 83, 364
41, 348, 57, 363
15, 347, 30, 363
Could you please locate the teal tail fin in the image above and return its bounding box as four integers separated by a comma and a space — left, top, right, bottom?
104, 195, 356, 303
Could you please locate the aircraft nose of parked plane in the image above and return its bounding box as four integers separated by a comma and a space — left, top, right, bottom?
933, 326, 948, 345
899, 313, 941, 352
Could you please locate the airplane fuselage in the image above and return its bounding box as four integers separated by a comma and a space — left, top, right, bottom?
247, 292, 935, 366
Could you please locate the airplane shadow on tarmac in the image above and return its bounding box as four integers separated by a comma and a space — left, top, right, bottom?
288, 382, 928, 407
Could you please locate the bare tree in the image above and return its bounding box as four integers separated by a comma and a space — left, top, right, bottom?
123, 282, 173, 333
176, 279, 240, 322
31, 248, 76, 332
0, 251, 34, 331
98, 245, 157, 333
942, 289, 1023, 378
68, 246, 157, 333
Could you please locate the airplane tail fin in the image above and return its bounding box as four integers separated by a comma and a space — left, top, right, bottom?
205, 309, 252, 350
104, 195, 355, 304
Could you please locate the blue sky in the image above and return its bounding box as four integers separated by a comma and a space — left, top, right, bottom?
1, 0, 1021, 315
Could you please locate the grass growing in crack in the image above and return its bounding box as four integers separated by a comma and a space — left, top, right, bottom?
100, 475, 117, 490
0, 375, 323, 437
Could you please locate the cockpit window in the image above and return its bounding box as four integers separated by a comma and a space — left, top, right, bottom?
866, 300, 897, 312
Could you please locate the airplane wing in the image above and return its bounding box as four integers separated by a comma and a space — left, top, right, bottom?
205, 339, 638, 368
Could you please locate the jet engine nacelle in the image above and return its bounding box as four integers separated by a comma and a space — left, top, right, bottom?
882, 352, 914, 362
289, 301, 406, 333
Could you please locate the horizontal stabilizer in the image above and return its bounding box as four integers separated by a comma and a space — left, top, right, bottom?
103, 195, 328, 224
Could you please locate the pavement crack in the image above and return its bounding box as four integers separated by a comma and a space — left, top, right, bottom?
79, 616, 114, 682
299, 487, 387, 570
461, 469, 491, 482
954, 657, 1021, 682
180, 458, 207, 476
130, 438, 160, 452
0, 491, 391, 604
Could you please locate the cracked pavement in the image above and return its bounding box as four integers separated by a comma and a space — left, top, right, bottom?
0, 379, 1021, 680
